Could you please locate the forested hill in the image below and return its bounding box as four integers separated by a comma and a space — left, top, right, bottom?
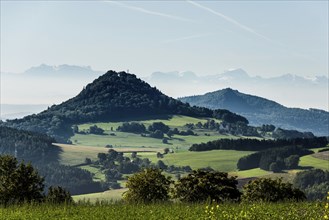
0, 126, 59, 164
4, 71, 247, 142
179, 88, 329, 136
0, 126, 106, 195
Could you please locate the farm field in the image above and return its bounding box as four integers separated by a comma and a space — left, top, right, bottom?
139, 150, 254, 172
56, 143, 159, 166
0, 202, 325, 220
77, 115, 221, 131
299, 154, 329, 170
70, 130, 228, 150
54, 114, 329, 204
71, 115, 235, 150
311, 151, 329, 160
229, 168, 270, 178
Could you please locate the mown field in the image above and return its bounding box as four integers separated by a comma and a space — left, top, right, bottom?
299, 154, 329, 170
139, 150, 254, 172
0, 202, 326, 220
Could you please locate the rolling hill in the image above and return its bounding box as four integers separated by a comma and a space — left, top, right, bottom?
179, 88, 329, 136
4, 71, 247, 142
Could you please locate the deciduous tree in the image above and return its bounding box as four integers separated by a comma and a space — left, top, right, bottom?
242, 178, 305, 202
123, 168, 172, 203
173, 170, 241, 202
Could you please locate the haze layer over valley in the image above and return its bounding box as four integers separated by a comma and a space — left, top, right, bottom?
1, 65, 327, 121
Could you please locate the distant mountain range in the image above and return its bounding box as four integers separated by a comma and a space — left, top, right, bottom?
1, 64, 103, 105
179, 88, 329, 136
2, 64, 327, 110
144, 68, 328, 111
1, 64, 329, 111
24, 64, 103, 78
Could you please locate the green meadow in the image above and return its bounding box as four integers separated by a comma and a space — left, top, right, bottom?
71, 115, 231, 150
139, 150, 254, 172
52, 114, 329, 203
299, 154, 329, 170
0, 202, 326, 220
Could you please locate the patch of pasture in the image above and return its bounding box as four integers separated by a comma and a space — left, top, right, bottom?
299, 154, 329, 170
139, 150, 255, 172
229, 168, 270, 178
56, 143, 160, 166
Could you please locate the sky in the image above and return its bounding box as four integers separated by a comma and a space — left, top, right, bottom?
1, 1, 328, 78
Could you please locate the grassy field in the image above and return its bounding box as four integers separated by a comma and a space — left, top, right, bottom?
299, 154, 329, 170
139, 150, 254, 172
78, 164, 106, 182
0, 202, 326, 219
70, 131, 229, 150
58, 114, 329, 204
56, 143, 160, 166
71, 115, 234, 150
229, 168, 270, 178
77, 115, 221, 131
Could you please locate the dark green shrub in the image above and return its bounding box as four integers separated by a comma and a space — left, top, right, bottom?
46, 186, 73, 204
173, 170, 241, 203
123, 168, 172, 203
242, 178, 306, 202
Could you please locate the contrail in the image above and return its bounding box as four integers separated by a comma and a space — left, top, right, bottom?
187, 1, 273, 42
104, 1, 195, 23
163, 33, 212, 43
187, 1, 318, 62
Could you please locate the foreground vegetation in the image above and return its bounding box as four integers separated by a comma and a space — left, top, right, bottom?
1, 152, 328, 219
0, 202, 326, 220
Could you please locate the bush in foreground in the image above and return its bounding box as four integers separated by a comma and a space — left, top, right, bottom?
293, 169, 329, 200
123, 168, 172, 203
173, 170, 241, 203
242, 178, 306, 202
0, 155, 73, 205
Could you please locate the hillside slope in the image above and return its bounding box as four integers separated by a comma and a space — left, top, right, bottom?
179, 88, 329, 136
4, 71, 247, 142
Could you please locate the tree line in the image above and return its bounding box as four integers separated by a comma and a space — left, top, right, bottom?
189, 136, 328, 152
237, 146, 313, 171
0, 126, 59, 164
0, 155, 73, 205
123, 168, 306, 204
0, 126, 106, 195
93, 149, 193, 189
36, 163, 105, 195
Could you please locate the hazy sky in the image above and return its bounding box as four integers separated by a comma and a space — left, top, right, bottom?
1, 1, 328, 77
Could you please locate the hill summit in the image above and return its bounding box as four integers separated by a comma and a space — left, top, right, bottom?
179, 88, 329, 136
4, 71, 247, 142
